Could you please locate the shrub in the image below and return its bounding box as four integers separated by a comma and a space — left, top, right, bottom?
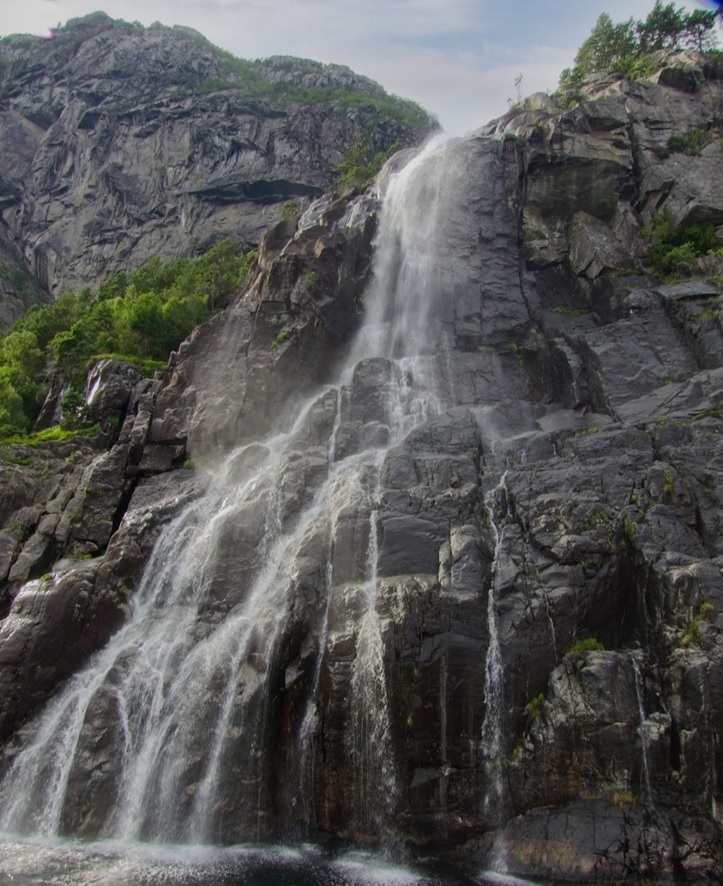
644, 208, 722, 277
680, 601, 714, 647
667, 129, 711, 156
337, 138, 403, 189
567, 637, 605, 654
524, 692, 545, 720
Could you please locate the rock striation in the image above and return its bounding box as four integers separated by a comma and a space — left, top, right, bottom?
0, 13, 435, 326
1, 49, 723, 883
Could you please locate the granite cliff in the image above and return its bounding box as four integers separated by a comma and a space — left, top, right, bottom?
1, 37, 723, 885
0, 12, 435, 327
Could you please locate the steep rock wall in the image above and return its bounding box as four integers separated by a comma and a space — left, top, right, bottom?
0, 13, 434, 325
1, 58, 723, 882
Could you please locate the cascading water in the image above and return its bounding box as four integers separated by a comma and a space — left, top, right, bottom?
480, 472, 510, 861
0, 136, 470, 848
543, 596, 558, 662
632, 658, 654, 811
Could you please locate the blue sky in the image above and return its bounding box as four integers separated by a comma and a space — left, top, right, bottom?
1, 1, 715, 134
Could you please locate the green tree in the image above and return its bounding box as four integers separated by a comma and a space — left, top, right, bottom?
559, 2, 720, 94
0, 241, 254, 439
0, 328, 44, 423
681, 9, 720, 53
337, 138, 403, 189
0, 372, 25, 436
574, 13, 638, 77
637, 2, 686, 51
96, 270, 128, 302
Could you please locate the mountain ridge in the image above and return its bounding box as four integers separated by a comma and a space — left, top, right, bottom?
0, 12, 436, 328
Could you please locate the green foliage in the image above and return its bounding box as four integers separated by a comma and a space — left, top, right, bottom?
524, 692, 545, 721
90, 353, 167, 376
559, 2, 721, 94
665, 128, 711, 156
552, 305, 588, 317
171, 49, 437, 131
644, 208, 722, 277
0, 452, 33, 466
0, 425, 100, 446
637, 2, 686, 51
59, 386, 91, 431
621, 515, 638, 540
281, 198, 303, 220
569, 13, 639, 82
337, 138, 403, 188
0, 241, 256, 440
680, 601, 714, 647
662, 467, 675, 496
682, 9, 721, 53
272, 328, 293, 349
567, 637, 605, 654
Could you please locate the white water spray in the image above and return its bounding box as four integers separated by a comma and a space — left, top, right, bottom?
0, 136, 483, 845
480, 471, 510, 869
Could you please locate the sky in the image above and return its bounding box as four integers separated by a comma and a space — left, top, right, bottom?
0, 0, 718, 135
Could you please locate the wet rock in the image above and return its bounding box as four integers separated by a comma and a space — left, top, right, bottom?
2, 54, 723, 881
0, 560, 128, 742
85, 360, 142, 430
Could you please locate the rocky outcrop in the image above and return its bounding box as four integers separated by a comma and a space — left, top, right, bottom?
491, 64, 723, 287
0, 13, 435, 325
1, 50, 723, 883
0, 181, 379, 744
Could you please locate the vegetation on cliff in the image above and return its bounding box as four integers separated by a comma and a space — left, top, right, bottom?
0, 241, 255, 440
559, 1, 721, 91
644, 211, 723, 277
337, 137, 404, 188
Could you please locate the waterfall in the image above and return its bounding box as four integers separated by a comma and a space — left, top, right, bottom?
348, 502, 399, 836
544, 595, 558, 662
632, 658, 654, 810
0, 135, 467, 845
480, 472, 510, 868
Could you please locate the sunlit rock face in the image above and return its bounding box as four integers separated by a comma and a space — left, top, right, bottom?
0, 13, 435, 327
1, 55, 723, 883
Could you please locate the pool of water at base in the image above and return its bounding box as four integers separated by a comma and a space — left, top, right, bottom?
0, 836, 549, 886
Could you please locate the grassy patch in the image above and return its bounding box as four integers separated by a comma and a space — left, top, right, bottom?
524, 692, 545, 721
680, 601, 714, 648
567, 637, 605, 654
0, 452, 34, 466
0, 425, 100, 446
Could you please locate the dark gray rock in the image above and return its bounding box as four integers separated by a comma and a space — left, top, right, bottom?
2, 50, 723, 883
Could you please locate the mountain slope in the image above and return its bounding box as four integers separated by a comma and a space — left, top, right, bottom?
1, 42, 723, 884
0, 12, 436, 326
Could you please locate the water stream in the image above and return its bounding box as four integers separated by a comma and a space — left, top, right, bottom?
632, 658, 654, 810
480, 472, 510, 868
0, 137, 464, 847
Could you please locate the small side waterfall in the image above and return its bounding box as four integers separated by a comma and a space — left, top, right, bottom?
544, 596, 558, 662
632, 658, 654, 811
480, 473, 510, 839
0, 135, 479, 846
348, 503, 399, 836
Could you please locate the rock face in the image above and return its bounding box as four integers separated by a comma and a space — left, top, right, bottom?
1, 53, 723, 883
0, 13, 435, 326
